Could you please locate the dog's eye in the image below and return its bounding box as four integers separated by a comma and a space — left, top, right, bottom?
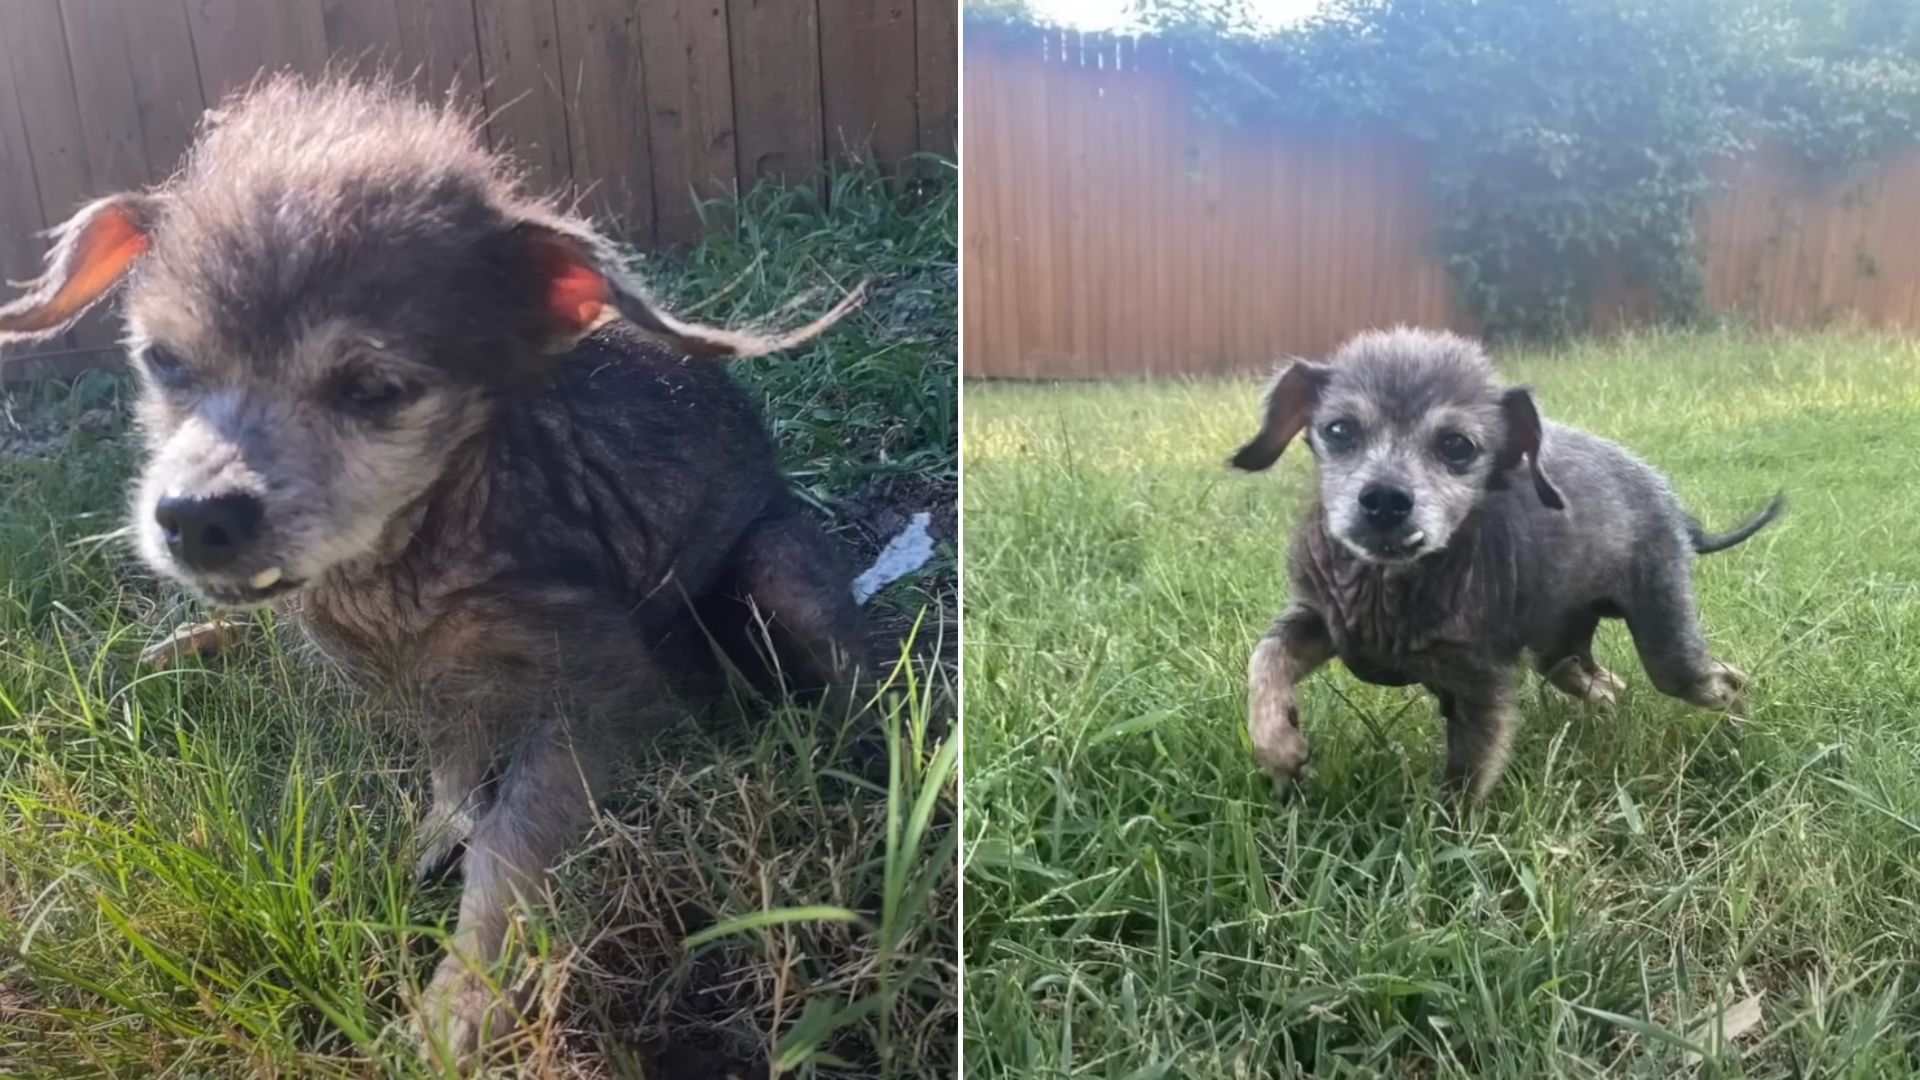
332, 371, 416, 415
1321, 419, 1358, 447
1437, 432, 1478, 465
141, 346, 195, 389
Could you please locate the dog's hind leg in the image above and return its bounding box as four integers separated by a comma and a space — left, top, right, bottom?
722, 508, 876, 717
1535, 607, 1625, 705
1622, 567, 1745, 710
1248, 606, 1333, 790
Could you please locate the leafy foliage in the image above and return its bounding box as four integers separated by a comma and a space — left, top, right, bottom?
969, 0, 1920, 340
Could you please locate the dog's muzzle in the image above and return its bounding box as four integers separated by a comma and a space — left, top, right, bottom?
1350, 483, 1430, 561
151, 491, 303, 605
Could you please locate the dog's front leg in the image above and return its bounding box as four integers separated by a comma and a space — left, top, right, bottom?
1437, 682, 1520, 799
1248, 606, 1334, 789
414, 714, 494, 886
416, 723, 605, 1064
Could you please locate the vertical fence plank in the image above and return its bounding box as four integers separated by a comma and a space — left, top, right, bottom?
1057, 30, 1086, 375
185, 0, 331, 102
819, 0, 915, 165
959, 32, 996, 373
59, 0, 154, 193
393, 0, 486, 111
105, 0, 204, 180
1099, 32, 1126, 375
474, 0, 571, 192
637, 0, 738, 245
0, 0, 121, 355
1012, 35, 1058, 375
727, 0, 824, 191
0, 24, 84, 382
915, 0, 956, 157
321, 0, 404, 69
1, 2, 92, 221
0, 16, 48, 291
555, 0, 654, 244
1140, 41, 1176, 369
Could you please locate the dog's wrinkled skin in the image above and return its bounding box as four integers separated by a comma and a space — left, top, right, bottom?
1232, 328, 1782, 799
0, 77, 871, 1063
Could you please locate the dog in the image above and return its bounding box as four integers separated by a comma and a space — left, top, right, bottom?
0, 76, 873, 1060
1230, 328, 1781, 799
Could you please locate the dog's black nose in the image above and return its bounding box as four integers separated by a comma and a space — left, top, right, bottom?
155, 494, 263, 571
1358, 483, 1414, 529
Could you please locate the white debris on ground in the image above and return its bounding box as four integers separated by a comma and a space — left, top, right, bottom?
852, 511, 935, 605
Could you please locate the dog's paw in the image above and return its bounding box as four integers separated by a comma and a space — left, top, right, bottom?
414, 836, 469, 888
1688, 662, 1747, 711
1250, 700, 1311, 787
413, 809, 478, 887
1587, 666, 1627, 705
140, 619, 241, 669
1544, 656, 1625, 706
412, 961, 512, 1069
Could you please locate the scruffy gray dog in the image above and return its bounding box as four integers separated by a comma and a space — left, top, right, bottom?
0, 76, 871, 1061
1231, 328, 1781, 799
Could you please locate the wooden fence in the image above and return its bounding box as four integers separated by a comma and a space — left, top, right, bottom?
963, 26, 1920, 379
0, 0, 956, 377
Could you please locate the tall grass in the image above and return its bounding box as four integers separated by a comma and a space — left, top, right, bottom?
962, 328, 1920, 1078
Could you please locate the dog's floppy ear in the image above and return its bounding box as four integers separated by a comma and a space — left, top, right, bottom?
511, 211, 864, 358
1493, 386, 1565, 509
1231, 360, 1328, 471
0, 194, 156, 347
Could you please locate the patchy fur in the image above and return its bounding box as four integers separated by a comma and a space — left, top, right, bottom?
0, 75, 871, 1063
1232, 328, 1781, 799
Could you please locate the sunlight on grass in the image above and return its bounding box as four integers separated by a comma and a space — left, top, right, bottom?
963, 327, 1920, 1077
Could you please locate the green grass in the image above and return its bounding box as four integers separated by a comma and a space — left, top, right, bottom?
962, 328, 1920, 1078
0, 163, 956, 1079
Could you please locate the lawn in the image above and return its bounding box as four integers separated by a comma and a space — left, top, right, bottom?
962, 329, 1920, 1078
0, 165, 957, 1079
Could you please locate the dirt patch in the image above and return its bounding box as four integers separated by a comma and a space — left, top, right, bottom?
838, 473, 957, 678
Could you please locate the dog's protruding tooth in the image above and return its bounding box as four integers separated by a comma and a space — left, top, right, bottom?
249, 567, 283, 590
1406, 530, 1426, 545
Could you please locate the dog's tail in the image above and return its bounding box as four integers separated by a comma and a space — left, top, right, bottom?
1689, 493, 1786, 554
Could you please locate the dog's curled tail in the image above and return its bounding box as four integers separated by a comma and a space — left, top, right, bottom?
1690, 493, 1786, 554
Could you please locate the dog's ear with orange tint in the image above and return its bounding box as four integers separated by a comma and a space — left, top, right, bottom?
512, 212, 865, 358
0, 195, 156, 346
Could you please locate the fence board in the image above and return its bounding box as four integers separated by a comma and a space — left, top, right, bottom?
0, 0, 945, 377
966, 30, 1920, 379
1, 1, 122, 353
555, 0, 653, 243
321, 0, 405, 68
474, 0, 572, 192
60, 0, 152, 192
820, 0, 916, 164
62, 0, 203, 190
0, 16, 48, 287
393, 0, 485, 110
727, 0, 824, 191
186, 0, 331, 102
915, 0, 956, 156
636, 0, 737, 244
2, 2, 93, 220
